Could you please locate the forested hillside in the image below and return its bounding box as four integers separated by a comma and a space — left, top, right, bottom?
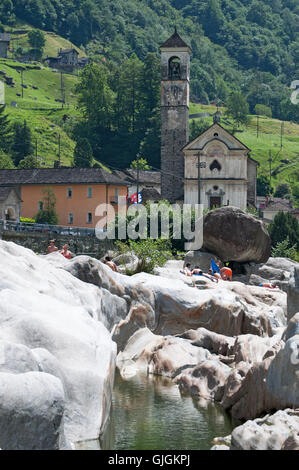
1, 0, 298, 120
0, 1, 298, 201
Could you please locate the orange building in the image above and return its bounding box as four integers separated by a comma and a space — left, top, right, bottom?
0, 168, 131, 228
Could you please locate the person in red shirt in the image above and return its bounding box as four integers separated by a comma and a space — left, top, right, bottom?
60, 244, 72, 259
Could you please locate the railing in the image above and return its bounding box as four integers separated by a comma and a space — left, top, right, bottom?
0, 220, 96, 238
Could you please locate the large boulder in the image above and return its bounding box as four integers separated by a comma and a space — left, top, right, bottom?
286, 266, 299, 320
64, 257, 286, 346
221, 314, 299, 420
0, 241, 117, 445
230, 409, 299, 450
202, 206, 271, 264
117, 328, 212, 379
176, 360, 231, 402
0, 372, 69, 450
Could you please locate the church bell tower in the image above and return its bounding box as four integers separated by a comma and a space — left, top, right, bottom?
160, 29, 191, 202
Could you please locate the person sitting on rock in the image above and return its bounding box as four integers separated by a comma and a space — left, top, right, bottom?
259, 282, 280, 289
60, 244, 72, 260
211, 259, 222, 279
47, 239, 58, 254
220, 266, 233, 281
104, 256, 118, 272
182, 263, 193, 276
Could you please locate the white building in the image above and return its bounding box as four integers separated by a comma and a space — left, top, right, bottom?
183, 123, 258, 210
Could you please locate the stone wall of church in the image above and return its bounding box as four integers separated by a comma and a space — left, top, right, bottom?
185, 180, 247, 210
247, 159, 257, 206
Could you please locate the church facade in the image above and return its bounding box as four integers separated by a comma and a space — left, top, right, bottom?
183, 123, 258, 210
160, 31, 258, 210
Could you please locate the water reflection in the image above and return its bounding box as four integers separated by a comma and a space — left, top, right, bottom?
100, 371, 237, 450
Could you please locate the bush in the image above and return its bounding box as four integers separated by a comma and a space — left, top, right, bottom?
271, 238, 299, 262
115, 239, 172, 274
254, 104, 272, 118
20, 217, 35, 223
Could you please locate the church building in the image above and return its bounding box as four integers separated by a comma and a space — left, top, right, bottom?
160, 30, 258, 210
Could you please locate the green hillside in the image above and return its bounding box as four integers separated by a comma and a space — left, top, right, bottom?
0, 57, 78, 166
7, 24, 86, 59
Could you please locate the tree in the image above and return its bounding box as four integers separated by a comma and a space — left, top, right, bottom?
35, 187, 58, 225
274, 183, 291, 199
0, 105, 12, 153
189, 119, 210, 141
257, 175, 272, 196
268, 211, 299, 250
11, 120, 33, 166
73, 138, 93, 167
226, 92, 250, 128
28, 29, 46, 59
130, 158, 152, 170
0, 150, 14, 169
254, 104, 272, 118
18, 155, 39, 169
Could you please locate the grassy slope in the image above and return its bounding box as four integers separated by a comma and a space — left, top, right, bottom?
0, 58, 78, 166
190, 103, 299, 189
6, 21, 86, 59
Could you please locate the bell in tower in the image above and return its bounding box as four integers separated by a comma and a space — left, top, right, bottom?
160, 29, 191, 203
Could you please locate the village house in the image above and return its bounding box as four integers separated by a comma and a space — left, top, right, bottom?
120, 169, 161, 203
257, 196, 293, 222
0, 168, 131, 228
0, 186, 22, 222
45, 48, 79, 70
0, 33, 10, 58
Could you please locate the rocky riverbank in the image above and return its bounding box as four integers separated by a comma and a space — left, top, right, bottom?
0, 239, 298, 450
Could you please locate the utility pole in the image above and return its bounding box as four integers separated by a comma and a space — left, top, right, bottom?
197, 152, 201, 205
197, 153, 206, 205
136, 154, 140, 204
257, 115, 259, 139
58, 134, 61, 167
280, 121, 284, 149
35, 138, 38, 166
60, 72, 65, 108
268, 150, 272, 190
20, 69, 24, 98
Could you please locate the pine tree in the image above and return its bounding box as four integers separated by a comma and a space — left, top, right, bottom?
0, 105, 12, 153
11, 120, 33, 166
73, 138, 93, 167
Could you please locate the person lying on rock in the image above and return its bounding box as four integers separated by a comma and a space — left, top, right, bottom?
192, 266, 218, 283
220, 267, 233, 281
104, 256, 118, 272
259, 282, 280, 289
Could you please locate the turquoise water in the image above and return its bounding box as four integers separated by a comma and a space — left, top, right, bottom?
100, 371, 237, 450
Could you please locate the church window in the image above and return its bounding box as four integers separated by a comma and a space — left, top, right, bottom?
214, 133, 219, 137
210, 160, 221, 172
213, 186, 219, 191
168, 57, 181, 80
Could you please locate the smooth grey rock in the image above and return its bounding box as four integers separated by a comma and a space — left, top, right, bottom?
202, 207, 271, 264
0, 241, 117, 443
0, 372, 67, 450
230, 409, 299, 450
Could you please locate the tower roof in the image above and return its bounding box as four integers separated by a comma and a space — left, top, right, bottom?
160, 28, 191, 50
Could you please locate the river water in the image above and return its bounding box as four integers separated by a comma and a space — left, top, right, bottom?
98, 371, 237, 450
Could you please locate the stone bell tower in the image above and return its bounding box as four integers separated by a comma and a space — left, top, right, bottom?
160, 28, 191, 202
